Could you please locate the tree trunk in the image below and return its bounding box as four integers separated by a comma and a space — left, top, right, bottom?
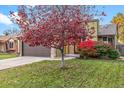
60, 47, 65, 68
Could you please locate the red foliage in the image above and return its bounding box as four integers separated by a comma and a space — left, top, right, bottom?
78, 40, 95, 49
77, 40, 98, 58
9, 5, 101, 50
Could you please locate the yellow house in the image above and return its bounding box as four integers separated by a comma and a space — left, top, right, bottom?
20, 19, 120, 57
55, 19, 99, 57
64, 19, 99, 53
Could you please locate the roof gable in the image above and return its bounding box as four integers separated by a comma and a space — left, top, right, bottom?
98, 24, 117, 36
0, 35, 18, 43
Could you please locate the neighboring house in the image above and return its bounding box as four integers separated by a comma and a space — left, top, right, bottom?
98, 24, 117, 48
0, 35, 19, 53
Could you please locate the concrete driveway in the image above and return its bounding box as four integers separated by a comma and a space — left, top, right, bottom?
0, 55, 77, 70
0, 56, 51, 70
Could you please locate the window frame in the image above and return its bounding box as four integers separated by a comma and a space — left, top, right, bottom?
9, 41, 14, 49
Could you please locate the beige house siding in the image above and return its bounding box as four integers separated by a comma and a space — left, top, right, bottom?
0, 43, 6, 52
87, 20, 99, 41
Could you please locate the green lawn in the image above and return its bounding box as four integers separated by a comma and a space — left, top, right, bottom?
0, 53, 16, 60
0, 59, 124, 88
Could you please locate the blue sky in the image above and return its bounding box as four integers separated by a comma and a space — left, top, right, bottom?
0, 5, 18, 35
0, 5, 124, 35
97, 5, 124, 25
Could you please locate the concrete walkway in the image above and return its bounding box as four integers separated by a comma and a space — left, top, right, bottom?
119, 56, 124, 60
0, 56, 77, 70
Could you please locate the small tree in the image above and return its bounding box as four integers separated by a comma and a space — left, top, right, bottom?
3, 27, 20, 36
10, 5, 103, 68
112, 13, 124, 44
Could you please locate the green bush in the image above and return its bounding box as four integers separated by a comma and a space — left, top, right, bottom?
95, 45, 108, 57
107, 49, 120, 59
94, 41, 112, 58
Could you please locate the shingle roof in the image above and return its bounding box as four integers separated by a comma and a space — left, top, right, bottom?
98, 24, 117, 36
0, 35, 18, 43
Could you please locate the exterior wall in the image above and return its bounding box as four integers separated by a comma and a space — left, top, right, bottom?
64, 45, 73, 54
0, 43, 2, 52
51, 48, 56, 58
0, 43, 6, 52
14, 40, 19, 53
87, 20, 99, 41
68, 45, 74, 54
17, 40, 20, 53
56, 49, 61, 57
19, 41, 23, 56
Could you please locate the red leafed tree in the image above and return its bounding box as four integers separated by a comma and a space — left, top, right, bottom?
10, 5, 102, 68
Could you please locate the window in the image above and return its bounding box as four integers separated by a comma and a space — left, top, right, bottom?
103, 37, 107, 41
9, 42, 14, 48
108, 37, 113, 42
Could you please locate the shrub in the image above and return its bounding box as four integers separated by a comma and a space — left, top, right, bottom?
107, 49, 120, 59
77, 40, 97, 59
78, 40, 95, 49
78, 40, 120, 59
94, 41, 112, 58
79, 47, 97, 59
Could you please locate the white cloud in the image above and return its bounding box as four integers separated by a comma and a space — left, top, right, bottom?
8, 12, 20, 21
14, 12, 20, 19
0, 13, 13, 25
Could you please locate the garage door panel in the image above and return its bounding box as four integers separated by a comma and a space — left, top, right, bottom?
23, 43, 51, 57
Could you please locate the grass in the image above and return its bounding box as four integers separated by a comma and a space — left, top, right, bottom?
0, 59, 124, 88
0, 53, 16, 60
